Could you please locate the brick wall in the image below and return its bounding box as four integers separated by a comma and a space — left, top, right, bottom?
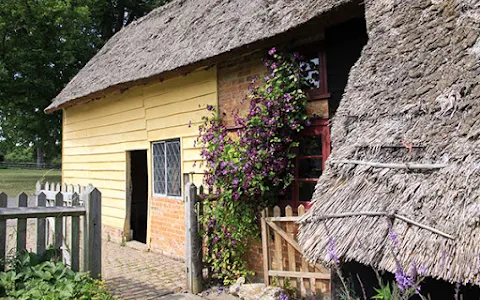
218, 51, 329, 128
218, 51, 266, 127
149, 197, 186, 259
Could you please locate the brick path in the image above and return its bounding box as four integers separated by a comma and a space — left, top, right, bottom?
102, 240, 187, 299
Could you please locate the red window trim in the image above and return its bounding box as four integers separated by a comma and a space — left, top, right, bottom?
285, 118, 331, 210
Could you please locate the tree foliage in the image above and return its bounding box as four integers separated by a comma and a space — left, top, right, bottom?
0, 0, 168, 163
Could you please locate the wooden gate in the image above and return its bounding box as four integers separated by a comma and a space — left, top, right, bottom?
261, 205, 330, 298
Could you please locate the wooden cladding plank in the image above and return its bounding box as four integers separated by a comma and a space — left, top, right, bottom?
147, 125, 201, 142
143, 70, 216, 106
102, 215, 125, 229
268, 270, 330, 280
145, 93, 216, 120
146, 109, 209, 131
63, 130, 147, 149
64, 89, 144, 125
64, 141, 148, 155
64, 107, 146, 133
183, 148, 203, 162
17, 193, 28, 252
0, 193, 7, 270
182, 160, 206, 174
62, 152, 125, 163
63, 161, 126, 172
64, 118, 146, 141
182, 136, 201, 150
36, 193, 47, 255
63, 170, 126, 181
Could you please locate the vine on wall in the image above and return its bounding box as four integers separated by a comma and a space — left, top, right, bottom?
197, 48, 314, 284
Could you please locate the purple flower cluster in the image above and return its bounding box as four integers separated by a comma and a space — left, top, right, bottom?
388, 227, 400, 248
326, 237, 340, 263
395, 262, 423, 293
395, 262, 416, 291
279, 292, 289, 300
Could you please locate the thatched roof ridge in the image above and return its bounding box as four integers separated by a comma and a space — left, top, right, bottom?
46, 0, 352, 112
299, 0, 480, 286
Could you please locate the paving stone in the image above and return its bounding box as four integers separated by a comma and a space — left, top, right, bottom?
102, 240, 187, 299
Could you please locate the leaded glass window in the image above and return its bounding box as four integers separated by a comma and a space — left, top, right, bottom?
153, 139, 181, 196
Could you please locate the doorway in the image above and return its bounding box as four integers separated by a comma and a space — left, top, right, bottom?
129, 150, 148, 243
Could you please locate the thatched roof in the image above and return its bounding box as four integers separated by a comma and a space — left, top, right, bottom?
46, 0, 352, 112
299, 0, 480, 286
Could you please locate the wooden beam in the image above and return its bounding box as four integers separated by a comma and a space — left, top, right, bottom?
268, 270, 331, 280
302, 211, 455, 240
332, 160, 448, 170
261, 209, 270, 286
0, 206, 86, 219
265, 219, 303, 253
265, 216, 301, 222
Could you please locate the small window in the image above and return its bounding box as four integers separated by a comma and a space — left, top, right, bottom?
295, 42, 328, 99
153, 139, 181, 197
279, 119, 331, 210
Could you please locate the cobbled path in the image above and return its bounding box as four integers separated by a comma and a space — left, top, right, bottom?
102, 240, 187, 299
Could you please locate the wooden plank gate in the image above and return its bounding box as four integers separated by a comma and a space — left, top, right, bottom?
261, 205, 330, 298
0, 182, 102, 278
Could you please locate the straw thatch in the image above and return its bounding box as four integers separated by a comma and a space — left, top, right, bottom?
299, 0, 480, 286
46, 0, 353, 112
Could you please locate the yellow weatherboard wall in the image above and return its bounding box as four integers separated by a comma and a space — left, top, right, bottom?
62, 68, 216, 238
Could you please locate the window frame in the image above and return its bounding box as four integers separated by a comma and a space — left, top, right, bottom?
291, 118, 331, 209
152, 139, 182, 198
281, 42, 331, 210
295, 42, 330, 100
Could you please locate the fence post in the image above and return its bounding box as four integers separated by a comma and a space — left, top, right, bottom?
261, 209, 270, 285
185, 182, 202, 294
17, 193, 28, 252
0, 193, 7, 271
85, 188, 102, 279
36, 192, 46, 255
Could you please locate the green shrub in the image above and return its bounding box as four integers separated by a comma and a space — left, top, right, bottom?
0, 250, 114, 299
4, 146, 34, 163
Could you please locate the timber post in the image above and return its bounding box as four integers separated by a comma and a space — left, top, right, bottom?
0, 193, 6, 271
185, 182, 202, 294
85, 187, 102, 279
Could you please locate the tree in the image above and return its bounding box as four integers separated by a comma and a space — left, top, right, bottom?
90, 0, 170, 41
0, 0, 100, 164
0, 0, 168, 165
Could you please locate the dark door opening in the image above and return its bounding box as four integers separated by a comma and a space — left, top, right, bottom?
129, 150, 148, 243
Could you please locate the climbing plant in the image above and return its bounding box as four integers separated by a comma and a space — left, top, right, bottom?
197, 48, 313, 284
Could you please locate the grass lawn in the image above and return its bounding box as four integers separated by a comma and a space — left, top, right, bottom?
0, 169, 62, 196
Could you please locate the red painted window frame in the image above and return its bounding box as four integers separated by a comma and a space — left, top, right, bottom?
280, 44, 331, 210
